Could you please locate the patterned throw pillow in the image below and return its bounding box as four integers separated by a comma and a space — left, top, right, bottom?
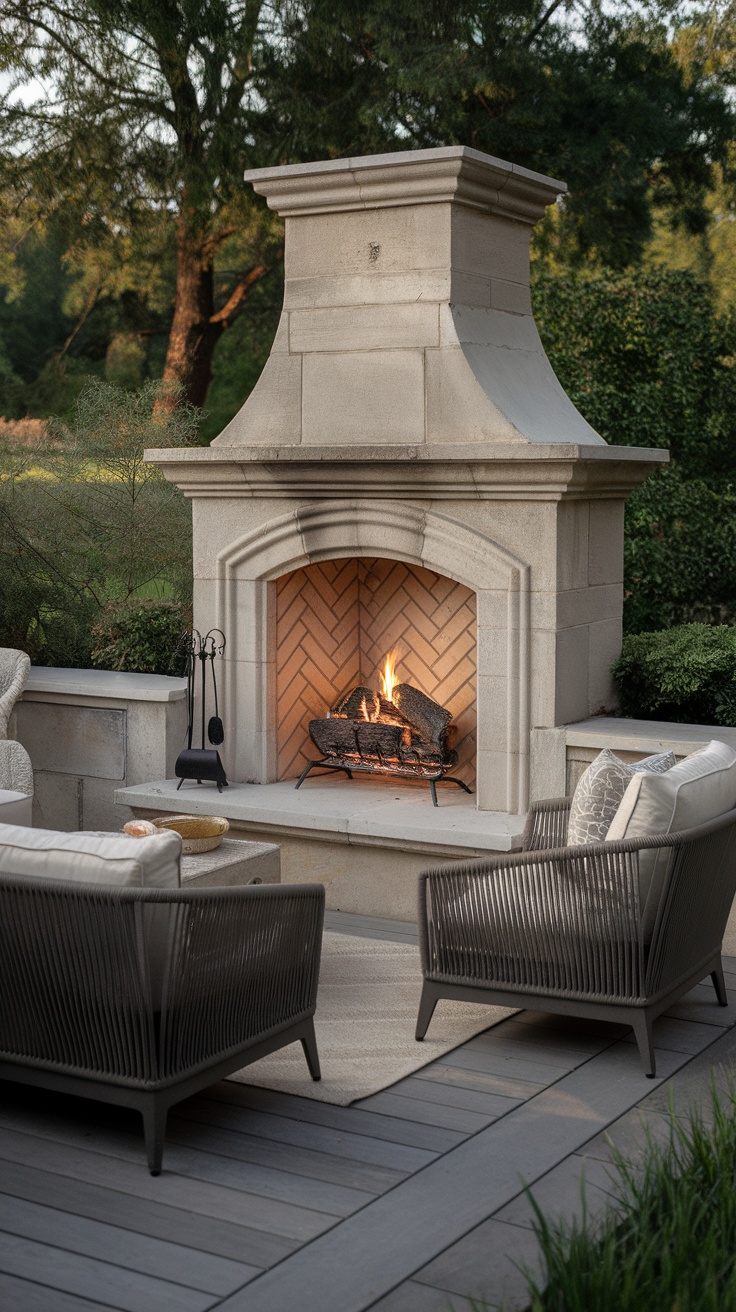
566, 748, 676, 847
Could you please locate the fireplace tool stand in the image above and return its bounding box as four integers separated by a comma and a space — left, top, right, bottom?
294, 759, 472, 807
174, 629, 229, 792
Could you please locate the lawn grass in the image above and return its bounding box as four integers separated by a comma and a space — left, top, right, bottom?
489, 1085, 736, 1311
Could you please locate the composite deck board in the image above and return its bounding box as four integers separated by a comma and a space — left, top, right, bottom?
0, 1115, 340, 1245
214, 1040, 695, 1312
483, 1017, 624, 1059
324, 913, 418, 945
209, 1081, 466, 1152
434, 1043, 592, 1086
413, 1060, 543, 1101
619, 1014, 729, 1055
0, 1231, 219, 1312
0, 1193, 258, 1295
0, 1158, 282, 1266
177, 1103, 408, 1192
352, 1090, 496, 1134
465, 1029, 616, 1068
365, 1073, 522, 1118
0, 1270, 115, 1312
184, 1099, 441, 1173
165, 1118, 378, 1215
0, 1126, 314, 1257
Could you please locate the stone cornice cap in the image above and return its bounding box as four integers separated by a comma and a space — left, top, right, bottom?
244, 146, 567, 225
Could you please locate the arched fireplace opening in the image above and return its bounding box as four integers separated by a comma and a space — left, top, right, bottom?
275, 557, 477, 794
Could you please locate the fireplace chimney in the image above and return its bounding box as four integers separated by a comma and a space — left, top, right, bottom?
213, 146, 603, 449
147, 146, 666, 818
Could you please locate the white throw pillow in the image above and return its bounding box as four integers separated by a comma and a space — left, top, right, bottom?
0, 823, 181, 888
606, 739, 736, 939
567, 748, 676, 847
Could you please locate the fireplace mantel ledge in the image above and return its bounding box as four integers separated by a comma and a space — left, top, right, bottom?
147, 442, 666, 501
115, 778, 526, 857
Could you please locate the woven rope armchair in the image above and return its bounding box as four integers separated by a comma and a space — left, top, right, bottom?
416, 798, 736, 1076
0, 878, 324, 1173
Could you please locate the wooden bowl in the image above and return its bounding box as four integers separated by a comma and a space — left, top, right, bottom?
151, 814, 229, 854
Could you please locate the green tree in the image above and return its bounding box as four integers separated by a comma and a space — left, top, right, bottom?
2, 1, 734, 422
1, 1, 283, 410
263, 0, 735, 269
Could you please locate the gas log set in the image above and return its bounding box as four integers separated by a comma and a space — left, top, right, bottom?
295, 654, 472, 806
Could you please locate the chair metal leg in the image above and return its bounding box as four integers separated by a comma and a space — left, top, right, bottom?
142, 1098, 168, 1176
712, 960, 728, 1006
301, 1018, 321, 1081
632, 1012, 656, 1078
416, 981, 440, 1040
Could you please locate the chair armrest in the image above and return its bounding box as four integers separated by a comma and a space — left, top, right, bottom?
521, 797, 572, 851
159, 882, 325, 1078
418, 841, 650, 1001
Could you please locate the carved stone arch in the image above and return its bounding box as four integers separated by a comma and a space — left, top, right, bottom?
215, 501, 529, 812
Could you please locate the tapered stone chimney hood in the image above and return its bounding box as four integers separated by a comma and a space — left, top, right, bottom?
214, 146, 603, 449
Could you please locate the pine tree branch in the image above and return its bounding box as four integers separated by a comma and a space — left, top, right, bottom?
524, 0, 567, 46
209, 262, 271, 327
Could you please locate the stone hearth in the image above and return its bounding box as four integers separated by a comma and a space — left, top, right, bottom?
140, 145, 665, 909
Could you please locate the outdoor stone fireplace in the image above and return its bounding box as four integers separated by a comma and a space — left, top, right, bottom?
148, 145, 664, 828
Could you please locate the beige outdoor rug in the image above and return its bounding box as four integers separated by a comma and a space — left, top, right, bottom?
228, 930, 515, 1106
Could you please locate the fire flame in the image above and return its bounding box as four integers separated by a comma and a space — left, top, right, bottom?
379, 650, 399, 704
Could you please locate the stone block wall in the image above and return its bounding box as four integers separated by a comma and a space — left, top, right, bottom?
10, 668, 188, 831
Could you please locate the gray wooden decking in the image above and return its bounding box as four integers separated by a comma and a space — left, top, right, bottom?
1, 912, 735, 1312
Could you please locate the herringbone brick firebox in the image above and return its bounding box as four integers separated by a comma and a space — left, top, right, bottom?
276, 558, 477, 788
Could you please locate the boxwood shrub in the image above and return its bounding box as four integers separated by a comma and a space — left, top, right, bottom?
612, 624, 736, 726
90, 598, 190, 676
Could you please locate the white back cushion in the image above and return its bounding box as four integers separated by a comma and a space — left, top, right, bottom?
0, 823, 181, 888
606, 740, 736, 939
567, 748, 675, 847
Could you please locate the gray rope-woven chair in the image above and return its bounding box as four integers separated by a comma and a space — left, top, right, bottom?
0, 648, 30, 741
0, 649, 33, 796
0, 877, 324, 1173
416, 798, 736, 1076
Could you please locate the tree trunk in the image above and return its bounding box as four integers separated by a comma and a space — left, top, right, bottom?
159, 217, 222, 412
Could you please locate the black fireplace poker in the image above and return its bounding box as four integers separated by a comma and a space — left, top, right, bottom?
174, 629, 229, 792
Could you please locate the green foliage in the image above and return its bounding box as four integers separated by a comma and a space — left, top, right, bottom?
521, 1085, 736, 1311
264, 1, 735, 269
533, 269, 736, 479
0, 380, 194, 665
623, 467, 736, 633
612, 624, 736, 724
90, 598, 190, 675
530, 270, 736, 636
1, 2, 734, 421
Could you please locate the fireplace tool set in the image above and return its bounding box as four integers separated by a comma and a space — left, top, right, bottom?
174, 630, 229, 792
296, 658, 472, 807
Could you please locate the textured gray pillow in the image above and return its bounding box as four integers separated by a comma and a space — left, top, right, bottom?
567, 748, 676, 846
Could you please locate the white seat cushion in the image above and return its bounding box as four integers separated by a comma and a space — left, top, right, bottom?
0, 823, 181, 888
606, 740, 736, 939
567, 748, 676, 846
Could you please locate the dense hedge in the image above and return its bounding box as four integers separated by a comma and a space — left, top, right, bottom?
90, 599, 190, 676
534, 270, 736, 634
612, 624, 736, 726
